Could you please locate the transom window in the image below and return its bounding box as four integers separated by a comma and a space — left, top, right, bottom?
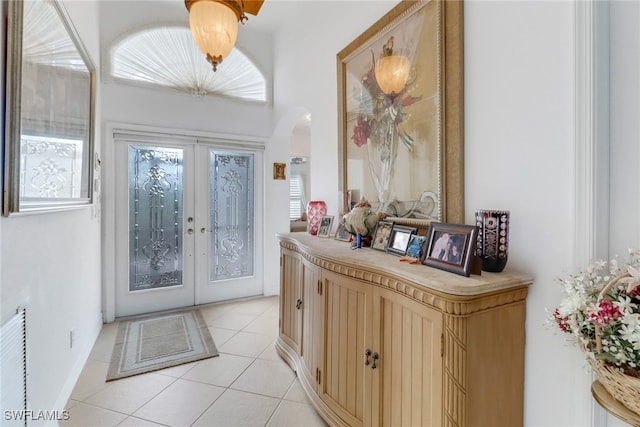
107, 26, 267, 102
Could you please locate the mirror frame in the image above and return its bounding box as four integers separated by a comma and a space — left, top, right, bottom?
337, 0, 464, 224
4, 0, 96, 216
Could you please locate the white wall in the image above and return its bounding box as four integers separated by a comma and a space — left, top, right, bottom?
464, 1, 595, 425
610, 1, 640, 254
607, 4, 640, 424
0, 0, 103, 421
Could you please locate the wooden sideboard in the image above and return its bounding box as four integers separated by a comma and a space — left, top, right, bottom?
275, 233, 533, 427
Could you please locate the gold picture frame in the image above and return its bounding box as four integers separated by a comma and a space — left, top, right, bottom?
273, 162, 286, 180
337, 0, 464, 224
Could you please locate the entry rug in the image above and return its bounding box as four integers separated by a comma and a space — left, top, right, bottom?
107, 308, 218, 381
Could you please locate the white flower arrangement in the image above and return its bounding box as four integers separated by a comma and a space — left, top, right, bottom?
550, 249, 640, 377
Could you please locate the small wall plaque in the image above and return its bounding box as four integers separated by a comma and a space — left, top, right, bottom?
273, 163, 286, 180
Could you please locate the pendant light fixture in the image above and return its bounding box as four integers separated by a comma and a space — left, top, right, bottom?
185, 0, 264, 72
375, 37, 410, 96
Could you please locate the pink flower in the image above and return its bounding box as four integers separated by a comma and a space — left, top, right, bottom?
553, 308, 570, 332
351, 117, 370, 147
587, 300, 622, 326
620, 265, 640, 294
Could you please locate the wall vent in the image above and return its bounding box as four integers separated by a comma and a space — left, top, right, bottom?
1, 308, 27, 427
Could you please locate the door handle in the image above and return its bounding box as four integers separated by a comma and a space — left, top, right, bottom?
187, 228, 194, 235
364, 349, 372, 366
371, 352, 379, 369
296, 299, 302, 310
201, 227, 207, 234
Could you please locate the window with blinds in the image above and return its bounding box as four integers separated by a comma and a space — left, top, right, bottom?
290, 175, 304, 220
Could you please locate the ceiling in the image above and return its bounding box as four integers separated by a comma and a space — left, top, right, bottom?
155, 0, 308, 34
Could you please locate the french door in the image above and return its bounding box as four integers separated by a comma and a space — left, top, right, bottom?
113, 135, 264, 317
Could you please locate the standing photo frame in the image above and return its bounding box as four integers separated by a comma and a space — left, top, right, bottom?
371, 220, 394, 251
317, 215, 334, 238
422, 223, 481, 277
334, 223, 352, 242
405, 234, 426, 259
385, 224, 417, 256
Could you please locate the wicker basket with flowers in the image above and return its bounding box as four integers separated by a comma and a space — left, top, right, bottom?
550, 249, 640, 416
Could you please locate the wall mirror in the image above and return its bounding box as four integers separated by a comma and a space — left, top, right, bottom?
337, 0, 463, 224
4, 0, 96, 215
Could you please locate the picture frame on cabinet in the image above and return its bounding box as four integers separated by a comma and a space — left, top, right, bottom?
405, 234, 426, 259
385, 224, 417, 256
422, 223, 481, 277
317, 215, 334, 238
371, 220, 394, 251
334, 223, 352, 242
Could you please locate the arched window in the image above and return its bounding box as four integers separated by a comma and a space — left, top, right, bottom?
107, 26, 267, 102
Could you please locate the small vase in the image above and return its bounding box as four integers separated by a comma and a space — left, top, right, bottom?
475, 209, 510, 272
307, 201, 327, 235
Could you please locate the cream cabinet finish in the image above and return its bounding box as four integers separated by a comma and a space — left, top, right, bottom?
276, 233, 532, 427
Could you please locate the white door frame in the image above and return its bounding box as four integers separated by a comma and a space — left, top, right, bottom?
102, 123, 267, 322
575, 2, 610, 425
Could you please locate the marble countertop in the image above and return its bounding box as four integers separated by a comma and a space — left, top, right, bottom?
278, 232, 533, 297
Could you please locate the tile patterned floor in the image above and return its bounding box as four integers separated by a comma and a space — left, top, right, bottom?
63, 296, 327, 427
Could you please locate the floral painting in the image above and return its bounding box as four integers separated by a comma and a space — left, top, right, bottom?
340, 1, 441, 220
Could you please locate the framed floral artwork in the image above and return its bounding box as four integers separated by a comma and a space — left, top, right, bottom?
337, 0, 464, 224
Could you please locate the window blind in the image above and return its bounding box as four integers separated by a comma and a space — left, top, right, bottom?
290, 175, 304, 220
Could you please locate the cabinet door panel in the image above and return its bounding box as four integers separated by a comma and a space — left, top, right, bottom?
321, 271, 370, 427
279, 249, 301, 353
372, 288, 443, 427
301, 258, 321, 391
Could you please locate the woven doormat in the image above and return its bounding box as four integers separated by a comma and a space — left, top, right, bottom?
107, 308, 218, 381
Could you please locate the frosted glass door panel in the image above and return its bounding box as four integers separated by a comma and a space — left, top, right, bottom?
129, 146, 184, 291
210, 152, 254, 281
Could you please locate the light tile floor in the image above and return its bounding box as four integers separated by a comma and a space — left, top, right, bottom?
63, 296, 328, 427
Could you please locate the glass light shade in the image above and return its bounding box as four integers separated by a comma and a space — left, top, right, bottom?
188, 1, 239, 66
375, 54, 410, 95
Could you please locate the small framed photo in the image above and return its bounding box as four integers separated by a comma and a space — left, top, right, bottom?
317, 215, 334, 238
405, 235, 426, 259
371, 220, 394, 251
273, 162, 286, 180
385, 224, 418, 256
422, 223, 480, 277
334, 223, 352, 242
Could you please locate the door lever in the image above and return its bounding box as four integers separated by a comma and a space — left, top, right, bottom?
371, 352, 379, 369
